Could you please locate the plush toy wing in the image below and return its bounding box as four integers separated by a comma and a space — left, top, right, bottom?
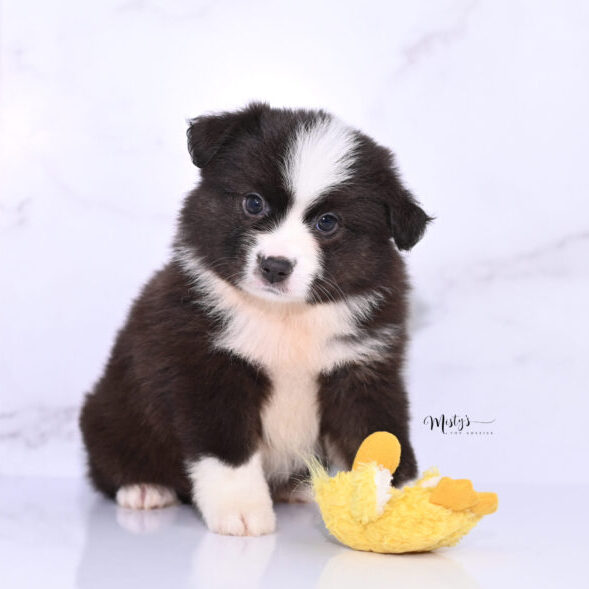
352, 431, 401, 474
348, 432, 403, 524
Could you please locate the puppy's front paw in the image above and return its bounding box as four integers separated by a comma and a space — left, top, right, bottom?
190, 452, 276, 536
204, 501, 276, 537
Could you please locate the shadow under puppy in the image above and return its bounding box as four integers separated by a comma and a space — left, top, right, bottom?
80, 103, 431, 536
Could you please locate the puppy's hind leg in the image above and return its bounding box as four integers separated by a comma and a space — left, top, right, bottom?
271, 471, 314, 504
116, 484, 178, 510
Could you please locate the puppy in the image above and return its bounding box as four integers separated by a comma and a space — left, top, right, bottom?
80, 103, 431, 536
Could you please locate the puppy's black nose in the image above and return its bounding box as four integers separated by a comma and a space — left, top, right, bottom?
258, 256, 294, 284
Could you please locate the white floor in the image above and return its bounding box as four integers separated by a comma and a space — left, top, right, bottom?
2, 3, 588, 587
1, 477, 585, 589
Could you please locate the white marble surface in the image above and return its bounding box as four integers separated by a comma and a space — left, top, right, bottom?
1, 2, 588, 583
0, 0, 589, 589
1, 477, 586, 589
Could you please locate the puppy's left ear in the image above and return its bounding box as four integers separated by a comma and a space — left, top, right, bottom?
387, 181, 433, 251
186, 102, 266, 168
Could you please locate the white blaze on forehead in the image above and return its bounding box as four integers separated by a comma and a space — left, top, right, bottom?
283, 116, 359, 208
243, 117, 359, 300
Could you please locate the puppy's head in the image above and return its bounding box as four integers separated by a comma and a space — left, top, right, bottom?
177, 103, 431, 304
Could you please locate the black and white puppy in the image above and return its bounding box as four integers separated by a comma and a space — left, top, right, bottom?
80, 103, 431, 536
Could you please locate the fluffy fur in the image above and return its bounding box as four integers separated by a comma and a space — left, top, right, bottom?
310, 433, 498, 554
80, 102, 431, 536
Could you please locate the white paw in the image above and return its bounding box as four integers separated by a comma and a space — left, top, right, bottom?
116, 484, 178, 510
203, 501, 277, 537
189, 453, 277, 537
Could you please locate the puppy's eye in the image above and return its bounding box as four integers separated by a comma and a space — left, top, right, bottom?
315, 213, 339, 235
243, 193, 266, 216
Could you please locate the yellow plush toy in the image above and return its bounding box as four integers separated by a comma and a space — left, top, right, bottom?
309, 432, 498, 554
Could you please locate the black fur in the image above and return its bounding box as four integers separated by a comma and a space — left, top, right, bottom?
80, 103, 430, 505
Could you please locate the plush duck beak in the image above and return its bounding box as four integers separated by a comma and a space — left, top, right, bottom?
352, 431, 402, 475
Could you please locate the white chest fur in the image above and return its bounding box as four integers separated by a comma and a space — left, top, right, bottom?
207, 281, 388, 374
259, 367, 320, 480
177, 252, 394, 481
210, 290, 362, 481
208, 285, 394, 481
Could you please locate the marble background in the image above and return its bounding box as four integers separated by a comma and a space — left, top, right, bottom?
1, 0, 588, 484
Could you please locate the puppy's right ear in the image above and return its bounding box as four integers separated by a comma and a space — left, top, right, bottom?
187, 103, 266, 168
